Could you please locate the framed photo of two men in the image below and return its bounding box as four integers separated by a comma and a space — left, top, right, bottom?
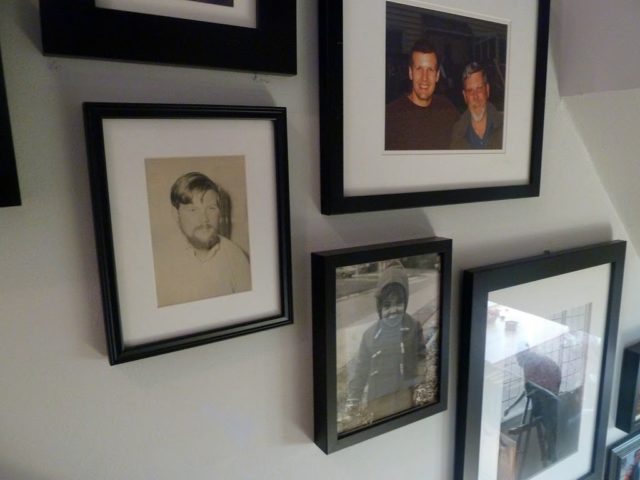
83, 103, 292, 364
312, 237, 451, 453
319, 0, 550, 214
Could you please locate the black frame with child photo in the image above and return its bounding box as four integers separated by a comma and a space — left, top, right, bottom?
319, 0, 550, 214
312, 237, 451, 453
616, 342, 640, 433
84, 103, 292, 364
456, 241, 626, 480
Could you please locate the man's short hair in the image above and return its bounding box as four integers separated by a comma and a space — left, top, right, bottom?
410, 38, 438, 66
461, 62, 488, 85
170, 172, 220, 209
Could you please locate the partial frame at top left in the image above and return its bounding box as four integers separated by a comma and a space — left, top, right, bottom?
39, 0, 297, 75
0, 41, 20, 208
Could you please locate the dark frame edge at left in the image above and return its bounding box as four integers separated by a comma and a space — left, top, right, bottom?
0, 41, 21, 208
82, 102, 293, 365
312, 236, 452, 454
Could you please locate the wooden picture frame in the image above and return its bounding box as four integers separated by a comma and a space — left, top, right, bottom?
83, 102, 292, 364
312, 237, 451, 453
456, 241, 626, 480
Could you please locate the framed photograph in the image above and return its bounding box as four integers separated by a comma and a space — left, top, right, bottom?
616, 342, 640, 433
0, 41, 20, 207
608, 432, 640, 480
456, 241, 626, 480
83, 103, 292, 364
312, 237, 451, 453
319, 0, 550, 214
40, 0, 296, 74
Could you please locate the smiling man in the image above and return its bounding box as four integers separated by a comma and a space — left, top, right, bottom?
154, 171, 251, 306
450, 62, 504, 149
385, 38, 459, 151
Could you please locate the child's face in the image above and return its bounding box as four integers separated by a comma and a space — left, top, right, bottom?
380, 290, 405, 327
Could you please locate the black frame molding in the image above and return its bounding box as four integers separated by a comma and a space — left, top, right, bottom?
0, 41, 20, 207
40, 0, 297, 74
312, 237, 452, 453
456, 240, 626, 480
83, 102, 293, 364
318, 0, 550, 214
616, 341, 640, 433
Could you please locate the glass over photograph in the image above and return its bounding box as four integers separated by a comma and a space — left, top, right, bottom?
487, 302, 594, 480
335, 254, 441, 434
385, 1, 507, 151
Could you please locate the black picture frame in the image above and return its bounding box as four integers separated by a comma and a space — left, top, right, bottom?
616, 342, 640, 433
456, 240, 626, 480
83, 103, 292, 364
40, 0, 297, 75
318, 0, 550, 214
312, 237, 451, 453
0, 41, 20, 208
607, 431, 640, 480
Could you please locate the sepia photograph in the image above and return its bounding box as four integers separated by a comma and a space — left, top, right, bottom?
335, 254, 442, 434
385, 1, 507, 151
145, 155, 251, 308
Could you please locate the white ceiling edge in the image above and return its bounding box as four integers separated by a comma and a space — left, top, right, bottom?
563, 88, 640, 251
555, 0, 640, 96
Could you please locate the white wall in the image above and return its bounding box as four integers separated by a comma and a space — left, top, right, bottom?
1, 1, 639, 479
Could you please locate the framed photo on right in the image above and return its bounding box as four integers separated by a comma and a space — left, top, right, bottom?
616, 342, 640, 433
607, 431, 640, 480
457, 241, 626, 480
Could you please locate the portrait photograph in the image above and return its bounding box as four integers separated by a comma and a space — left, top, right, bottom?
385, 1, 507, 152
145, 155, 251, 308
335, 254, 442, 434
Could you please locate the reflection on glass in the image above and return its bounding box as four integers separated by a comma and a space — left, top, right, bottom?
335, 255, 441, 434
486, 302, 592, 480
619, 448, 640, 480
